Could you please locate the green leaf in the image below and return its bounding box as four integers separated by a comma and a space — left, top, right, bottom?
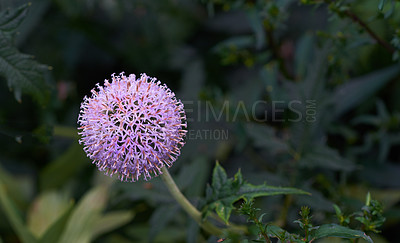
204, 163, 309, 224
311, 224, 373, 243
238, 183, 308, 200
176, 156, 211, 197
333, 204, 341, 217
186, 218, 200, 243
330, 65, 400, 119
40, 142, 88, 190
0, 183, 37, 243
92, 210, 135, 239
38, 202, 74, 243
260, 63, 286, 102
0, 37, 51, 105
0, 163, 31, 209
0, 4, 52, 106
245, 123, 288, 154
378, 0, 386, 11
266, 225, 285, 237
294, 34, 315, 79
0, 3, 29, 35
116, 178, 171, 204
149, 205, 179, 241
212, 161, 228, 191
126, 224, 186, 243
298, 145, 356, 172
27, 191, 71, 238
215, 202, 232, 224
246, 8, 265, 50
266, 225, 302, 242
58, 186, 108, 243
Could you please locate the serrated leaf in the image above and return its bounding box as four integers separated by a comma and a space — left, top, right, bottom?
0, 3, 29, 35
215, 202, 232, 225
311, 224, 373, 243
211, 161, 228, 191
0, 183, 37, 243
238, 183, 308, 200
204, 163, 309, 224
0, 4, 52, 106
0, 38, 51, 105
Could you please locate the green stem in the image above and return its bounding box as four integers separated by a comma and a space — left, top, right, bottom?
253, 217, 271, 243
160, 166, 223, 236
54, 125, 79, 139
276, 194, 293, 228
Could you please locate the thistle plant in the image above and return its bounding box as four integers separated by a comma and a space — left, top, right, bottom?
78, 72, 187, 182
77, 72, 228, 235
76, 73, 314, 237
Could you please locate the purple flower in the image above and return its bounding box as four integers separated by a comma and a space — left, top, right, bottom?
78, 73, 187, 181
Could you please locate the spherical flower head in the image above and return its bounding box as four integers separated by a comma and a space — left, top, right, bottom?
78, 73, 187, 182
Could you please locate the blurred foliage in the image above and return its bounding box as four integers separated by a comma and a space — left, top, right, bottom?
0, 0, 400, 242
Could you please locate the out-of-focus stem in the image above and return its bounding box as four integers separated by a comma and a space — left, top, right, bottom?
343, 10, 395, 53
265, 26, 295, 80
322, 0, 395, 53
160, 167, 223, 236
276, 194, 293, 228
54, 125, 79, 139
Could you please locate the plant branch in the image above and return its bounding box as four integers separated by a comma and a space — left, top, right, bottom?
253, 216, 272, 243
322, 0, 395, 53
343, 10, 395, 53
160, 166, 223, 236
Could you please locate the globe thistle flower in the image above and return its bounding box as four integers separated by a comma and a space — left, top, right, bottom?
78, 73, 187, 182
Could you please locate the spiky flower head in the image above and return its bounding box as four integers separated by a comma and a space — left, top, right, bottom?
78, 73, 187, 181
